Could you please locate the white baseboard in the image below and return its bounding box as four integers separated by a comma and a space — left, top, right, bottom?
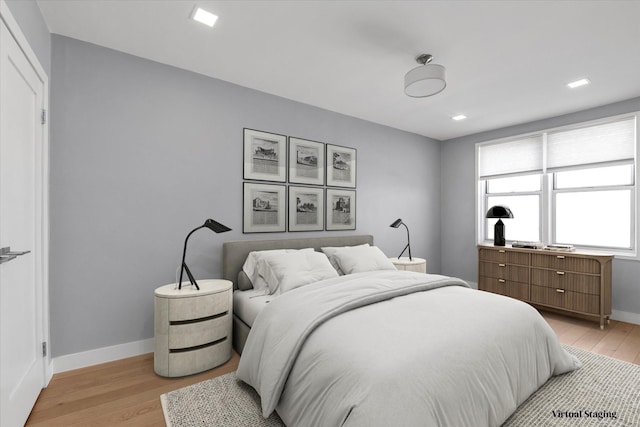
52, 338, 154, 374
611, 309, 640, 326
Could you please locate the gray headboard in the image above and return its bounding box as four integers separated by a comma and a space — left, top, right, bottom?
223, 235, 374, 290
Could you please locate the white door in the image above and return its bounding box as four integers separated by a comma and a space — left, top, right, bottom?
0, 17, 47, 427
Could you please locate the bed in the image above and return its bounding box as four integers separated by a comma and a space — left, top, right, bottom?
224, 235, 581, 427
223, 234, 374, 354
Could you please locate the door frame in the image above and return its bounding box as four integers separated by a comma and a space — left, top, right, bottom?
0, 0, 51, 385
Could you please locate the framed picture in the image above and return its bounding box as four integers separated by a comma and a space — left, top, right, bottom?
326, 188, 356, 231
326, 144, 356, 188
243, 128, 287, 182
288, 186, 324, 232
288, 137, 325, 185
243, 182, 286, 233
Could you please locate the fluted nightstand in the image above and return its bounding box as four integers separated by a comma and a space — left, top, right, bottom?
390, 257, 427, 273
154, 279, 232, 377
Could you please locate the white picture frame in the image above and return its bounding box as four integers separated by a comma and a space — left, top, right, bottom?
326, 144, 356, 188
288, 137, 325, 185
243, 128, 287, 182
326, 188, 356, 230
288, 186, 324, 232
243, 182, 286, 233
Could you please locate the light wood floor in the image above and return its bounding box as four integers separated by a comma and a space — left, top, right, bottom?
25, 311, 640, 426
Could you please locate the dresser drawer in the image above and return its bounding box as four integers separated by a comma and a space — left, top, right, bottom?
167, 337, 232, 377
531, 253, 600, 274
479, 276, 529, 300
530, 285, 599, 315
168, 313, 230, 349
479, 248, 529, 265
530, 269, 600, 294
168, 290, 229, 321
479, 261, 529, 282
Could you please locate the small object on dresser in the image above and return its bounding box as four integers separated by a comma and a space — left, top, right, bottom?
512, 241, 544, 249
544, 244, 576, 252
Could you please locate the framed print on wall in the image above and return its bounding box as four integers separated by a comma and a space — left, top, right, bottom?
289, 137, 325, 185
243, 182, 286, 233
243, 128, 287, 182
288, 186, 324, 232
326, 188, 356, 231
326, 144, 356, 188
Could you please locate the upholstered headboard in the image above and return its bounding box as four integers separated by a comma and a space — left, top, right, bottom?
222, 235, 374, 290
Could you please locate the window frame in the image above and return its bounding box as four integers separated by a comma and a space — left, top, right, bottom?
476, 112, 639, 258
482, 176, 543, 243
551, 181, 635, 252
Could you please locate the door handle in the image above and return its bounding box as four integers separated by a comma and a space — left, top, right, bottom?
0, 247, 30, 264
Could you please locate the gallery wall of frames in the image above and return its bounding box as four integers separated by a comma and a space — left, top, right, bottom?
242, 128, 357, 233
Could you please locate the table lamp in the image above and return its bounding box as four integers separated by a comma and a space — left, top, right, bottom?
179, 219, 231, 290
390, 218, 412, 261
486, 206, 514, 246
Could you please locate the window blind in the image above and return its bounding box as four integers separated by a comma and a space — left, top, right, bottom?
546, 117, 636, 172
478, 135, 543, 179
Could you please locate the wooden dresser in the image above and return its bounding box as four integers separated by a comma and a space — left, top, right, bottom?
478, 245, 613, 329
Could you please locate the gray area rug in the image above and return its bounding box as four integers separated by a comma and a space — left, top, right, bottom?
161, 345, 640, 426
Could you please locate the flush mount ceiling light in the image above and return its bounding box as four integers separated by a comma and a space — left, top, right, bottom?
567, 78, 590, 89
452, 114, 467, 121
404, 54, 447, 98
191, 6, 218, 27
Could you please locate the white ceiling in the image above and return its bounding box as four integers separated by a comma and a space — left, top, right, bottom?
36, 0, 640, 141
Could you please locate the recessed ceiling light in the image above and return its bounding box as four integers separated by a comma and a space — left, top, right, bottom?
452, 114, 467, 121
192, 7, 218, 27
567, 78, 590, 89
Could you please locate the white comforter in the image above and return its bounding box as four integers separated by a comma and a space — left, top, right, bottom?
237, 271, 581, 427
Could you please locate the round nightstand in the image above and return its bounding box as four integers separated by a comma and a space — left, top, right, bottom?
154, 279, 232, 377
390, 257, 427, 273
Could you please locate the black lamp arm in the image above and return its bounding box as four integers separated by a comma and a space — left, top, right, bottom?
397, 223, 412, 261
178, 225, 204, 290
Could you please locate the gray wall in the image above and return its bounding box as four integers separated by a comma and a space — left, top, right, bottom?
5, 0, 50, 76
50, 35, 441, 357
441, 97, 640, 318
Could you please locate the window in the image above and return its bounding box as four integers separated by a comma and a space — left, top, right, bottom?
477, 114, 638, 255
485, 175, 541, 242
554, 164, 634, 249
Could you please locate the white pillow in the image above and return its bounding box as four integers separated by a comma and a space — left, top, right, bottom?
257, 250, 339, 294
321, 244, 370, 275
321, 245, 396, 274
242, 248, 313, 291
